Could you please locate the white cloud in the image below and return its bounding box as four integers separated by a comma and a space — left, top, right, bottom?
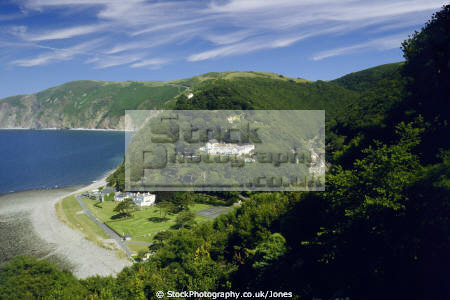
6, 0, 448, 68
0, 13, 22, 21
105, 29, 199, 54
86, 53, 143, 69
188, 34, 310, 62
203, 29, 255, 45
131, 58, 169, 68
11, 39, 103, 66
312, 34, 407, 61
24, 24, 106, 41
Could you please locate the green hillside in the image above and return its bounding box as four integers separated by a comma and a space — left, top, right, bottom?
331, 62, 403, 92
0, 67, 405, 130
0, 80, 186, 129
175, 77, 358, 112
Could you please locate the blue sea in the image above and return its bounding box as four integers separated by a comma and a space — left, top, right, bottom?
0, 130, 125, 195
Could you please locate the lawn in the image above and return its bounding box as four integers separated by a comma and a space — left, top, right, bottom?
126, 242, 151, 253
82, 198, 213, 243
56, 195, 110, 247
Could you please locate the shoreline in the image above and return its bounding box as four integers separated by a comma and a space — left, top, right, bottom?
0, 168, 117, 197
0, 169, 132, 278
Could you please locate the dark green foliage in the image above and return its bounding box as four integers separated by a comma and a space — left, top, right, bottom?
174, 211, 196, 229
176, 78, 359, 113
400, 4, 450, 162
155, 201, 174, 220
327, 62, 407, 166
107, 162, 125, 191
113, 198, 137, 217
0, 256, 87, 300
331, 62, 403, 92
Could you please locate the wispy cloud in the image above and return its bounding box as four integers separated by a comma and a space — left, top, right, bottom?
105, 29, 199, 54
188, 34, 310, 62
23, 24, 106, 41
4, 0, 447, 69
131, 58, 169, 68
0, 13, 23, 21
11, 39, 103, 66
312, 34, 407, 61
85, 53, 143, 69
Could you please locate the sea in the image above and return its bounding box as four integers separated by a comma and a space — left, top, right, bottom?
0, 129, 125, 195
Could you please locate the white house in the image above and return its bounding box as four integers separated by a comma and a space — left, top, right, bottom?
114, 192, 156, 207
114, 192, 126, 202
134, 192, 156, 207
199, 141, 255, 156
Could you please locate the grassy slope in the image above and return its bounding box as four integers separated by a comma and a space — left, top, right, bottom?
0, 80, 186, 129
330, 62, 403, 92
0, 70, 346, 129
82, 198, 212, 243
173, 72, 360, 119
0, 67, 394, 129
56, 195, 110, 246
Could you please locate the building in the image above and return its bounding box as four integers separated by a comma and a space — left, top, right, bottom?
114, 192, 156, 207
199, 141, 255, 156
100, 187, 115, 202
134, 192, 156, 207
114, 192, 126, 202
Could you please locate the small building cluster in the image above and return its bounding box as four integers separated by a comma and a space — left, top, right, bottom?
85, 187, 115, 202
199, 140, 255, 157
114, 192, 156, 207
86, 188, 156, 207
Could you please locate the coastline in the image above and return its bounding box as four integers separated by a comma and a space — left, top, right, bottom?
0, 170, 132, 279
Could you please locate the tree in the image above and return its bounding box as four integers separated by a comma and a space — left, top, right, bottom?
402, 4, 450, 112
150, 231, 174, 251
156, 201, 174, 220
171, 192, 193, 213
113, 198, 137, 217
175, 211, 196, 229
0, 256, 88, 299
252, 233, 287, 270
106, 162, 125, 191
401, 4, 450, 161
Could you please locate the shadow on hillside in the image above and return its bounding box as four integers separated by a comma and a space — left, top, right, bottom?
111, 213, 132, 220
148, 217, 167, 223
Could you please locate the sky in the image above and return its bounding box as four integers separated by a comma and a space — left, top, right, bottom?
0, 0, 447, 98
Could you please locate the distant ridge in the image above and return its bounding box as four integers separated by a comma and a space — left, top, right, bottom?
0, 65, 402, 129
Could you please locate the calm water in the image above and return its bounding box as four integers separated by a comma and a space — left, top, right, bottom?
0, 130, 125, 195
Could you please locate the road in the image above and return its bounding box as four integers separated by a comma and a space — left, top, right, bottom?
76, 195, 134, 257
195, 206, 233, 219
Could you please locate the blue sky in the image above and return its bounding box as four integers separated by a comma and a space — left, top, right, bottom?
0, 0, 447, 98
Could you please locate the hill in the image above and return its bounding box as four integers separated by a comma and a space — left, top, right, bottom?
0, 80, 186, 129
0, 68, 395, 130
330, 62, 403, 92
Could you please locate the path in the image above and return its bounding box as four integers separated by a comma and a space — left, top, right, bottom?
195, 206, 233, 219
76, 195, 133, 258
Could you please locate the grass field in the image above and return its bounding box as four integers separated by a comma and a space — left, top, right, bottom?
82, 199, 212, 243
56, 195, 110, 248
126, 243, 151, 253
